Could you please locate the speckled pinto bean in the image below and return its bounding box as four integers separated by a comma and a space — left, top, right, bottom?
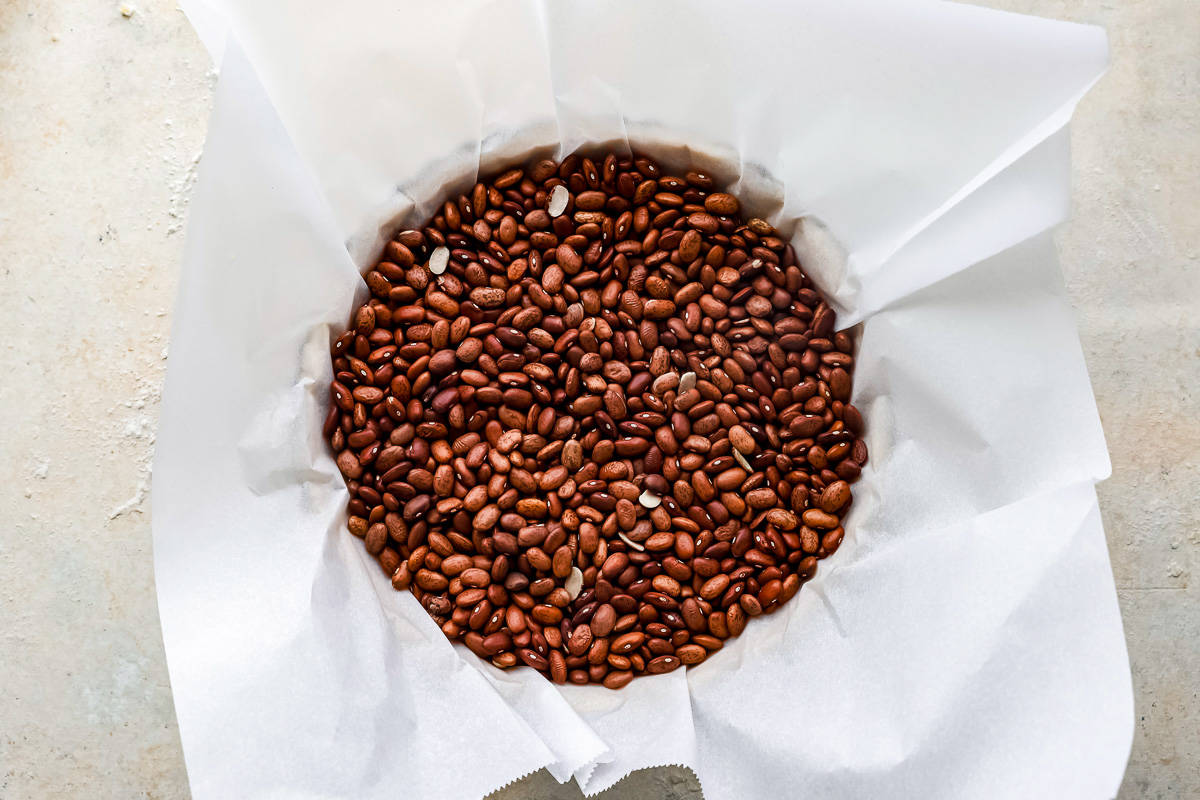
328, 151, 866, 687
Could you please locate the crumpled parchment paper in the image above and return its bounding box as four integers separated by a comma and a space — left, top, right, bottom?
153, 2, 1131, 797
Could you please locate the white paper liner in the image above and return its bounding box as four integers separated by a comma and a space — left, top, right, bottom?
154, 3, 1130, 797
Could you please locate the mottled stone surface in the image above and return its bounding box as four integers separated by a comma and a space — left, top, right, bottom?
0, 1, 1194, 797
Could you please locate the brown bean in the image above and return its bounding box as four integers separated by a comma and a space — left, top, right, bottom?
765, 508, 799, 530
616, 498, 637, 530
440, 554, 471, 575
819, 480, 851, 513
728, 425, 755, 454
714, 467, 748, 491
643, 299, 676, 319
603, 670, 634, 689
364, 523, 387, 555
611, 631, 645, 654
704, 193, 739, 215
646, 655, 681, 674
567, 625, 594, 656
802, 509, 840, 529
591, 604, 617, 637
745, 488, 777, 510
726, 604, 747, 637
699, 574, 730, 601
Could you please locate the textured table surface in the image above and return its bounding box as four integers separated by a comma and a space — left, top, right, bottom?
1, 1, 1196, 798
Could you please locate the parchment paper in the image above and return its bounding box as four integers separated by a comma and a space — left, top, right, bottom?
153, 2, 1132, 797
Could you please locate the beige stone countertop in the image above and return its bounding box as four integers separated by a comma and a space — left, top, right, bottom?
1, 1, 1196, 797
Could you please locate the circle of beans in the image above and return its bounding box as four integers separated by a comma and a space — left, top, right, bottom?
326, 151, 867, 687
